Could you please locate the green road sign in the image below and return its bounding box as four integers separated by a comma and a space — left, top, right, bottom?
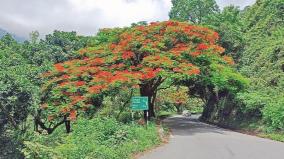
131, 96, 149, 110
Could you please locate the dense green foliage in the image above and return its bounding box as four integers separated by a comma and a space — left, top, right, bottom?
169, 0, 219, 24
0, 35, 38, 132
0, 30, 162, 158
205, 6, 245, 59
0, 35, 40, 158
0, 31, 90, 158
170, 0, 284, 132
22, 118, 160, 159
0, 31, 88, 131
238, 0, 284, 130
23, 31, 88, 66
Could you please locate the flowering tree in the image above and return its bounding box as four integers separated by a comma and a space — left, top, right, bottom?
37, 21, 235, 133
157, 86, 189, 114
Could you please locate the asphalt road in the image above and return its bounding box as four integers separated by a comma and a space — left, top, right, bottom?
140, 115, 284, 159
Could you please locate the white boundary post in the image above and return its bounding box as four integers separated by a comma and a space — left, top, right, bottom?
132, 111, 134, 125
146, 110, 149, 129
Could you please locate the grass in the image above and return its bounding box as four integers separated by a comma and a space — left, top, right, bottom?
211, 117, 284, 142
259, 133, 284, 142
22, 117, 161, 159
233, 120, 284, 142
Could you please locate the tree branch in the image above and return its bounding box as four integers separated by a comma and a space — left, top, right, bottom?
35, 112, 66, 134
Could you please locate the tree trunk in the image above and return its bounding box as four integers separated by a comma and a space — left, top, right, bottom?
65, 120, 71, 133
200, 95, 217, 121
140, 85, 156, 121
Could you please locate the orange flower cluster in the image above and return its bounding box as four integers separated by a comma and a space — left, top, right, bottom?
122, 51, 135, 60
141, 68, 162, 79
59, 81, 69, 87
89, 58, 105, 66
54, 63, 65, 72
188, 68, 201, 75
62, 75, 70, 79
75, 81, 85, 87
69, 110, 77, 121
89, 85, 106, 94
197, 43, 209, 50
173, 67, 182, 72
70, 96, 85, 105
223, 56, 235, 65
170, 44, 188, 56
190, 51, 201, 57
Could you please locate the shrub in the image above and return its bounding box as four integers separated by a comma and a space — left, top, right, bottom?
22, 117, 160, 159
236, 91, 270, 117
262, 98, 284, 131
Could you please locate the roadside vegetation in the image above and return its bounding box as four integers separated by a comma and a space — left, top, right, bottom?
23, 118, 160, 159
1, 0, 283, 158
170, 0, 284, 139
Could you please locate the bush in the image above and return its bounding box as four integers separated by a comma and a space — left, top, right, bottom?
117, 111, 133, 123
262, 98, 284, 131
237, 91, 270, 116
22, 117, 160, 159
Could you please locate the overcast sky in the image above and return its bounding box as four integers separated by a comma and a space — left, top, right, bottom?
0, 0, 256, 38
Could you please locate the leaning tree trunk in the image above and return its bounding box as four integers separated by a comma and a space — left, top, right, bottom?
139, 77, 164, 121
200, 95, 217, 121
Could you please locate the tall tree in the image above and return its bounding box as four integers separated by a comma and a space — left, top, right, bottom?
169, 0, 219, 24
0, 35, 41, 158
22, 31, 89, 66
39, 21, 244, 133
205, 6, 245, 60
0, 35, 39, 131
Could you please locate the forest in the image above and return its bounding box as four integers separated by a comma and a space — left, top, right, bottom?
0, 0, 283, 158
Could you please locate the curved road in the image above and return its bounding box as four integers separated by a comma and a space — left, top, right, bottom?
140, 115, 284, 159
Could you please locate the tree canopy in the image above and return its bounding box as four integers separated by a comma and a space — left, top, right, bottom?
39, 21, 243, 128
0, 35, 40, 132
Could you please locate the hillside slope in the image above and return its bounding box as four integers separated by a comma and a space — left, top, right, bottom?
238, 0, 284, 129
